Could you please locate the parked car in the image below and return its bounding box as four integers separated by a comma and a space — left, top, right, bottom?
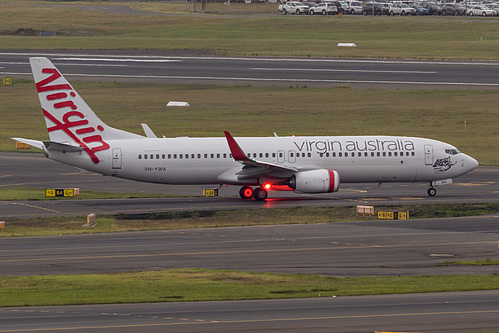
302, 1, 318, 10
441, 3, 466, 16
388, 3, 414, 15
310, 2, 340, 14
412, 4, 430, 15
420, 2, 442, 15
363, 2, 389, 15
327, 0, 346, 14
281, 1, 310, 14
467, 5, 497, 16
488, 4, 499, 16
345, 0, 363, 14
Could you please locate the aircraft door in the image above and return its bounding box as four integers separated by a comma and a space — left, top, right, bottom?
288, 150, 296, 163
424, 145, 433, 165
112, 148, 122, 169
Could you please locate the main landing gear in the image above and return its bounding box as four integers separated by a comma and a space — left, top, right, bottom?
239, 186, 268, 201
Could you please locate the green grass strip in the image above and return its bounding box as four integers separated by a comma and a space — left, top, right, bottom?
2, 204, 499, 237
0, 187, 177, 201
440, 259, 499, 266
1, 269, 499, 307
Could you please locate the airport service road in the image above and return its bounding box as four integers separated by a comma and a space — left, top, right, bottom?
1, 152, 498, 218
1, 51, 499, 89
1, 291, 499, 333
1, 215, 498, 277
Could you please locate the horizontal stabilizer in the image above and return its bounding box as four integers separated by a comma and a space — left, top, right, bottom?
43, 141, 84, 152
11, 138, 44, 150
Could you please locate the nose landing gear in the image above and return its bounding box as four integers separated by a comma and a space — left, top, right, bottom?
427, 186, 436, 196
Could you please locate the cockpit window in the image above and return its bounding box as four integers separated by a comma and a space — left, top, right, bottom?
445, 149, 460, 155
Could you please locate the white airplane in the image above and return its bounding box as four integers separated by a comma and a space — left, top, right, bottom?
13, 57, 479, 201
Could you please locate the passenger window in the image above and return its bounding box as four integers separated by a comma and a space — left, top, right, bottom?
156, 154, 159, 159
358, 152, 362, 157
265, 153, 269, 158
204, 154, 208, 158
223, 153, 227, 158
179, 154, 183, 159
217, 153, 220, 158
211, 154, 214, 158
339, 152, 342, 157
144, 155, 148, 159
308, 153, 311, 157
168, 154, 172, 159
150, 154, 153, 159
162, 154, 165, 159
185, 154, 189, 159
173, 154, 177, 159
198, 154, 201, 158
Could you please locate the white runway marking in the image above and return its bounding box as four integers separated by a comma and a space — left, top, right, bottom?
252, 68, 437, 74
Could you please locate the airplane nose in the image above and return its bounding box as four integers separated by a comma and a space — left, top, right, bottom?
465, 154, 479, 172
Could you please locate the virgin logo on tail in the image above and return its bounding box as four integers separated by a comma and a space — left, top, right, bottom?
36, 68, 110, 164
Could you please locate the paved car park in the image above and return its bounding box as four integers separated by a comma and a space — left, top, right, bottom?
277, 0, 499, 16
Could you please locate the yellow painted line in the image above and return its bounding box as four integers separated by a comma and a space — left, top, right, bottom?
0, 241, 496, 264
0, 309, 498, 332
12, 203, 60, 214
2, 228, 479, 254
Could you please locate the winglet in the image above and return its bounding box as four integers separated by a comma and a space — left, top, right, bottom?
224, 131, 251, 162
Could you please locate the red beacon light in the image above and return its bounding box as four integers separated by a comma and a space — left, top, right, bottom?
264, 183, 272, 190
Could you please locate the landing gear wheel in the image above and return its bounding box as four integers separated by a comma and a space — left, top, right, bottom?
427, 187, 437, 196
253, 187, 268, 201
239, 186, 254, 200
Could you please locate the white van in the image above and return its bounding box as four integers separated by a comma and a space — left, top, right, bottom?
346, 1, 363, 14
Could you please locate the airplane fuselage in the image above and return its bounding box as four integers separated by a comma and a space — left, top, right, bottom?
46, 135, 476, 186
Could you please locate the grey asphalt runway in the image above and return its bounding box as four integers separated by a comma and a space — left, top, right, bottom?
1, 152, 498, 218
1, 291, 499, 333
2, 51, 499, 89
1, 214, 499, 277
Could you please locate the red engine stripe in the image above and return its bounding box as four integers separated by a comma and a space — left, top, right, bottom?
328, 170, 335, 192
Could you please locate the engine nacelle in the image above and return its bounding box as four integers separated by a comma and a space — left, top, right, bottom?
291, 169, 340, 193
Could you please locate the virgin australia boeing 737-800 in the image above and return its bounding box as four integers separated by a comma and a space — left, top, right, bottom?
13, 57, 478, 200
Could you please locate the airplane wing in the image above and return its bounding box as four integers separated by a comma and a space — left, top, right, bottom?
224, 131, 299, 180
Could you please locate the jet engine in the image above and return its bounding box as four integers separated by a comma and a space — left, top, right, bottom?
291, 169, 340, 193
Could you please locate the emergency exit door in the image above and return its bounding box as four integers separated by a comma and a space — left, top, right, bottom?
112, 148, 122, 169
